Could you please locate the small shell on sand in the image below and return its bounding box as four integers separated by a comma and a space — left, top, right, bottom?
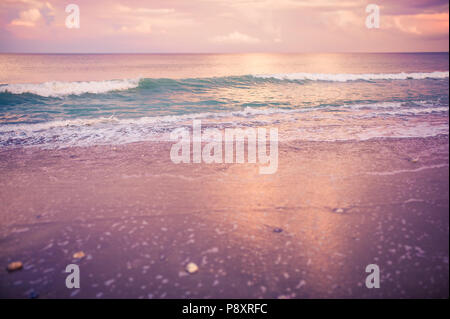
7, 261, 23, 272
186, 262, 199, 274
73, 251, 85, 259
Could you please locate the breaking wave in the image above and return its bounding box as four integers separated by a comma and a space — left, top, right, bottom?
254, 71, 449, 82
0, 71, 448, 97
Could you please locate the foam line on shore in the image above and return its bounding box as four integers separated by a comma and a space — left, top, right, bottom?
367, 164, 449, 176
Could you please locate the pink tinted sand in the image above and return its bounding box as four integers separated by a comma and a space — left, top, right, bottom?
0, 136, 448, 298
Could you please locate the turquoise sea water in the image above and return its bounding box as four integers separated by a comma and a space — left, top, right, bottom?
0, 53, 448, 147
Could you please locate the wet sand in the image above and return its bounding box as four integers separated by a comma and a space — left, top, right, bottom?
0, 136, 448, 298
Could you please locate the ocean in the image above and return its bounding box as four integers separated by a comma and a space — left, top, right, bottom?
0, 53, 448, 148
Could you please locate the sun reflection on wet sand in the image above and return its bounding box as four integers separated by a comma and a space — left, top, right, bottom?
0, 136, 448, 298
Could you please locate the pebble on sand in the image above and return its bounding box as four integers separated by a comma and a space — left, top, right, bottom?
333, 208, 345, 214
186, 262, 199, 274
7, 261, 23, 272
73, 251, 85, 259
273, 228, 283, 233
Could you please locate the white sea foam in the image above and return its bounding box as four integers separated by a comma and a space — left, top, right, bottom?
0, 107, 299, 134
0, 78, 141, 97
367, 164, 449, 176
0, 101, 448, 148
254, 71, 449, 82
0, 102, 446, 135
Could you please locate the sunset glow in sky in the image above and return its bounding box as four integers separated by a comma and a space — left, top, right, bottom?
0, 0, 448, 53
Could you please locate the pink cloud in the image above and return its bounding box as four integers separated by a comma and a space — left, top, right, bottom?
0, 0, 448, 53
211, 31, 261, 44
10, 8, 41, 26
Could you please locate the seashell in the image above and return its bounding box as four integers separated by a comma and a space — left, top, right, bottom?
7, 261, 23, 272
185, 262, 199, 274
73, 251, 85, 259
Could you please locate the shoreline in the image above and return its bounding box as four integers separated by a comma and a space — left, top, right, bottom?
0, 136, 448, 298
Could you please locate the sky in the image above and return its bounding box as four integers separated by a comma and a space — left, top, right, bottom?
0, 0, 448, 53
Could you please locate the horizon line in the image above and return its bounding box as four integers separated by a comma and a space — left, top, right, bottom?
0, 51, 449, 55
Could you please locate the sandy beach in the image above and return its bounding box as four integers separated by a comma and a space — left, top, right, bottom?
0, 0, 448, 306
0, 136, 448, 298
